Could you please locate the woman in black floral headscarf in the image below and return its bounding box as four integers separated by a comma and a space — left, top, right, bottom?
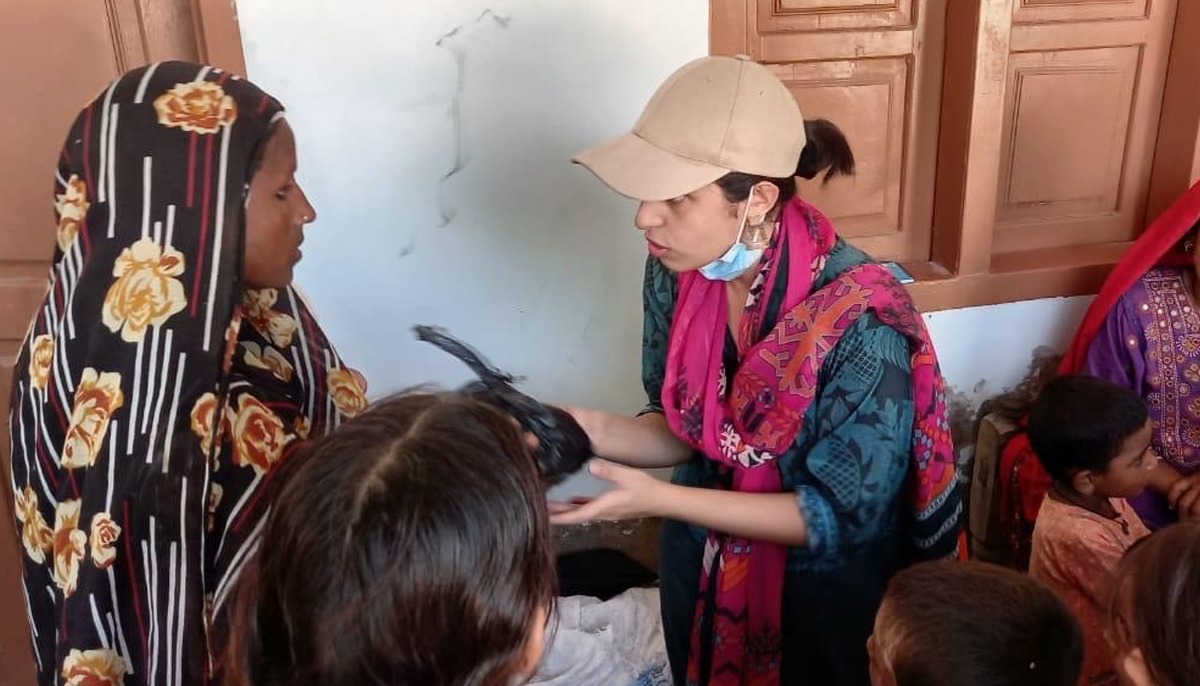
7, 61, 367, 686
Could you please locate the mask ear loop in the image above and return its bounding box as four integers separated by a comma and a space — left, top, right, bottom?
734, 186, 758, 245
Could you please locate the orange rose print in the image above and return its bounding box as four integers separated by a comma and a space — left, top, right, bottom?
102, 237, 187, 343
28, 334, 54, 391
15, 485, 53, 564
89, 512, 121, 569
328, 367, 368, 418
153, 80, 237, 135
54, 175, 89, 252
62, 368, 124, 470
241, 341, 295, 382
230, 395, 289, 476
62, 647, 129, 686
53, 500, 87, 597
242, 289, 298, 347
190, 391, 230, 457
222, 308, 243, 373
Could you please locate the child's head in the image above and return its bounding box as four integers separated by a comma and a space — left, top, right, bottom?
869, 560, 1082, 686
1028, 374, 1154, 498
226, 391, 555, 686
1107, 522, 1200, 686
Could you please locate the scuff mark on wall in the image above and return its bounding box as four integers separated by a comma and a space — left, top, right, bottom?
948, 345, 1065, 489
434, 9, 512, 227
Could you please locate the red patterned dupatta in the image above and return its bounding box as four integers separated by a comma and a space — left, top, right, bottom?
663, 198, 960, 686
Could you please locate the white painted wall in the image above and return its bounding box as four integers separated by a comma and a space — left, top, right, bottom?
238, 1, 1094, 496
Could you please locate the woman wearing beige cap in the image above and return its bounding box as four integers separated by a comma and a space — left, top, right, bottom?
553, 56, 963, 686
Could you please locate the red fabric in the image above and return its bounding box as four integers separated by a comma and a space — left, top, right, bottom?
1059, 180, 1200, 373
995, 180, 1200, 566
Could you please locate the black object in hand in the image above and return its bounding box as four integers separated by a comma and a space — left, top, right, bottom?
414, 325, 593, 486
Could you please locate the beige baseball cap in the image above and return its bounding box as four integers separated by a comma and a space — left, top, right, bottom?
574, 55, 806, 201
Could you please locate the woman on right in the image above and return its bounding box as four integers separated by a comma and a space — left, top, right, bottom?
555, 55, 962, 686
1001, 182, 1200, 551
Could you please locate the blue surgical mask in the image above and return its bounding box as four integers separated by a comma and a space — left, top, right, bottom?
699, 190, 764, 282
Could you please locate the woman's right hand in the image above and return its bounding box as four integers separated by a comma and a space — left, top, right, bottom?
562, 405, 605, 447
556, 406, 692, 468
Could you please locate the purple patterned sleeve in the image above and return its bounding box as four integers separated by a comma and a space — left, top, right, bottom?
1081, 293, 1146, 393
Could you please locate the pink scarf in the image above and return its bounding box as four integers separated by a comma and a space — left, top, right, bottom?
663, 198, 960, 686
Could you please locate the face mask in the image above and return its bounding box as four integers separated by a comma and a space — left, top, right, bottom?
699, 188, 764, 281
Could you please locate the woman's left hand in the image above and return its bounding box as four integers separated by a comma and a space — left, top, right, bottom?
547, 460, 667, 525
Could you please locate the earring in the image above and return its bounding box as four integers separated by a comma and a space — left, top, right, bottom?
743, 215, 775, 250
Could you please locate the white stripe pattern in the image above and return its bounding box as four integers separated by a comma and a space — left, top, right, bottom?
134, 62, 161, 104
214, 472, 262, 563
89, 594, 111, 649
106, 104, 120, 238
127, 340, 145, 455
159, 353, 188, 474
212, 516, 265, 616
98, 81, 117, 202
142, 326, 161, 433
202, 126, 233, 352
174, 481, 188, 686
287, 288, 316, 416
141, 156, 153, 239
144, 331, 175, 466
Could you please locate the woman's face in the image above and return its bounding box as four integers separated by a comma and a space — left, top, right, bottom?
634, 182, 777, 273
244, 121, 316, 288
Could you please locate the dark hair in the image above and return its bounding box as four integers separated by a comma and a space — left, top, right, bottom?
715, 118, 855, 207
880, 560, 1083, 686
1109, 522, 1200, 686
225, 391, 556, 686
1028, 375, 1149, 482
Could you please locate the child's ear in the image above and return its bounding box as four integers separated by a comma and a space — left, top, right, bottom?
1118, 647, 1154, 686
1071, 470, 1097, 496
518, 605, 548, 677
867, 633, 897, 686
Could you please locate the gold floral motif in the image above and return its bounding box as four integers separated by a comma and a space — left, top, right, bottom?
102, 237, 187, 343
61, 648, 129, 686
328, 367, 368, 418
89, 512, 121, 569
55, 175, 89, 252
14, 485, 53, 564
190, 392, 227, 457
241, 341, 295, 382
153, 80, 237, 134
28, 334, 54, 391
62, 369, 124, 470
243, 288, 298, 348
229, 395, 289, 476
52, 500, 87, 597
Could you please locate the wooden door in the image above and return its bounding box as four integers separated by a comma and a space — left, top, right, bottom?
712, 0, 1195, 310
0, 2, 244, 682
991, 0, 1180, 254
712, 0, 951, 263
